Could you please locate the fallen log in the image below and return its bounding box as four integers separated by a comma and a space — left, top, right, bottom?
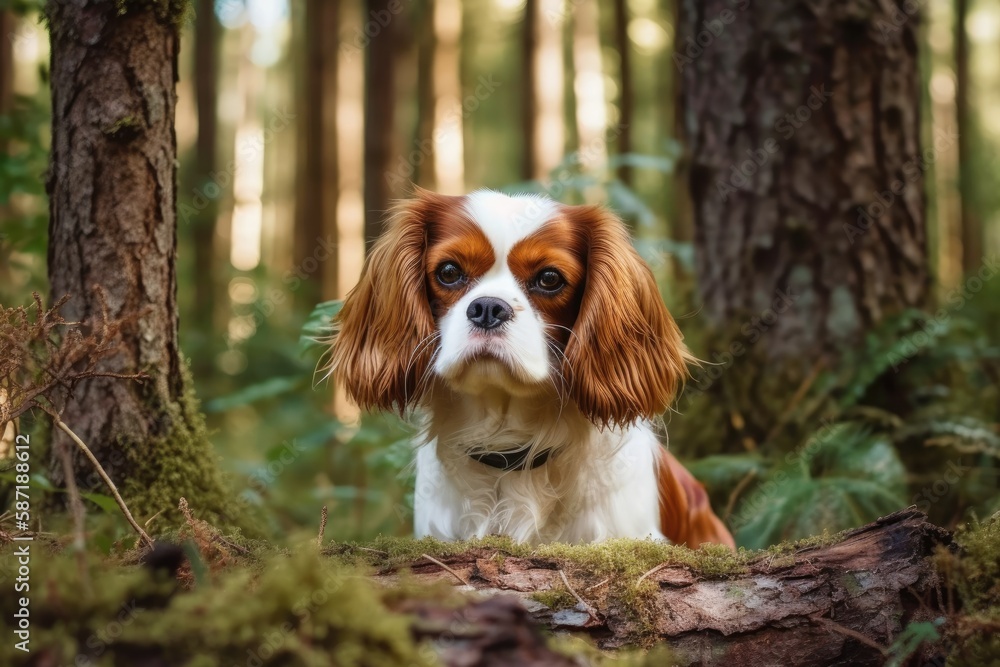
374, 508, 954, 666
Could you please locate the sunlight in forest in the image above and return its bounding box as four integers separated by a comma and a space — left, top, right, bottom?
628, 17, 670, 52
533, 0, 566, 177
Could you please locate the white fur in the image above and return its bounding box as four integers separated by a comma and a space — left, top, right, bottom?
413, 390, 665, 543
412, 190, 666, 544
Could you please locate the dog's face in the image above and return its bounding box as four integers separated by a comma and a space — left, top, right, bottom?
331, 189, 690, 427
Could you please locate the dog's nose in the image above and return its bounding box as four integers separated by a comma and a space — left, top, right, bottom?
467, 297, 513, 330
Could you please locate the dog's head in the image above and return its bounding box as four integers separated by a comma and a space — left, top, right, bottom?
331, 188, 690, 427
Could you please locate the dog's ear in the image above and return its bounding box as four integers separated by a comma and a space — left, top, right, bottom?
331, 196, 436, 413
562, 205, 692, 428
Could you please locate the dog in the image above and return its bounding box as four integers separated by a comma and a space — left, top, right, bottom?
331, 188, 734, 547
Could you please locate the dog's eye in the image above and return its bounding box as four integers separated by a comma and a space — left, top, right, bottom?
533, 269, 565, 293
436, 262, 465, 287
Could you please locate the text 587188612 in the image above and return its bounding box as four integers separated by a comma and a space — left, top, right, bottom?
12, 434, 32, 653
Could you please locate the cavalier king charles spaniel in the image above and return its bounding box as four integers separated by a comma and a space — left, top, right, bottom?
331, 188, 734, 548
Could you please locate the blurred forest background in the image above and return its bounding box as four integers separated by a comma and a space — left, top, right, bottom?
1, 0, 999, 549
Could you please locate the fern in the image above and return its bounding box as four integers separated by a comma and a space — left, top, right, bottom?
732, 424, 907, 548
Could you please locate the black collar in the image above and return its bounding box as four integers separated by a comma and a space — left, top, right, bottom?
469, 447, 552, 471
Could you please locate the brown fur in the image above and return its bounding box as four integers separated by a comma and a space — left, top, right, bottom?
333, 190, 455, 411
657, 448, 736, 548
560, 205, 693, 428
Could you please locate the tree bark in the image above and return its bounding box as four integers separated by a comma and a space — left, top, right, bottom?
364, 0, 398, 247
45, 1, 227, 521
677, 0, 929, 441
374, 509, 951, 666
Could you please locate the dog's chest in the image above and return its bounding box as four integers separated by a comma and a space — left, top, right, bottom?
413, 420, 665, 543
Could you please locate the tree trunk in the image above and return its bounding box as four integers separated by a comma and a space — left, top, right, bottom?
954, 0, 980, 276
612, 0, 633, 185
364, 0, 398, 247
296, 0, 340, 301
677, 0, 928, 441
45, 1, 228, 523
373, 509, 951, 666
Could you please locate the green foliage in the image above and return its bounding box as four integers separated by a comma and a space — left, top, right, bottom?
731, 425, 907, 549
885, 619, 945, 667
0, 92, 50, 302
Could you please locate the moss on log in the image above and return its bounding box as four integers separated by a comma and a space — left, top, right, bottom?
0, 507, 978, 666
355, 508, 954, 665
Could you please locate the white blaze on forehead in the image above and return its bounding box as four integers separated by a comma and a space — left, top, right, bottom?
462, 190, 558, 263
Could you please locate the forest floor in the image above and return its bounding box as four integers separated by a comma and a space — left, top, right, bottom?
0, 502, 997, 666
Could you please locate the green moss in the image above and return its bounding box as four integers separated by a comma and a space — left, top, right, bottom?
941, 513, 1000, 666
103, 115, 142, 137
0, 545, 441, 666
120, 363, 245, 534
531, 588, 578, 610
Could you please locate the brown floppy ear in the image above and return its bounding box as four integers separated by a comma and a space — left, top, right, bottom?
563, 205, 692, 428
331, 197, 436, 413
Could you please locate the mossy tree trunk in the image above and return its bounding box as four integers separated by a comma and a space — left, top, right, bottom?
677, 0, 929, 445
45, 0, 229, 523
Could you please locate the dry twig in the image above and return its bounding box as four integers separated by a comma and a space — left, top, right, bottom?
421, 553, 470, 586
55, 418, 153, 548
559, 569, 600, 622
317, 505, 328, 549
